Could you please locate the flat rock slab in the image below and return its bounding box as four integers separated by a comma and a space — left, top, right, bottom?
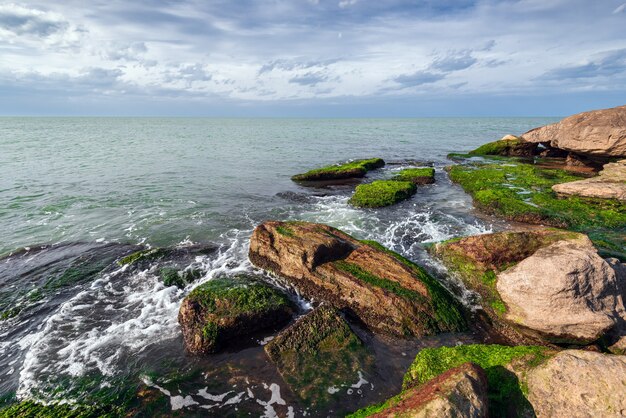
525, 350, 626, 417
552, 159, 626, 201
265, 306, 373, 407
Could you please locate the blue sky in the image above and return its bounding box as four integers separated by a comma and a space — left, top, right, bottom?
1, 0, 625, 116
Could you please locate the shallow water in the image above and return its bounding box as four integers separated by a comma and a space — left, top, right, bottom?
0, 117, 557, 416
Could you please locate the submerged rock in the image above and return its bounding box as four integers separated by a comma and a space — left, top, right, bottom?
249, 221, 466, 338
525, 350, 626, 417
434, 229, 626, 345
265, 306, 373, 407
521, 104, 626, 157
552, 159, 626, 201
291, 158, 385, 182
469, 135, 538, 157
348, 363, 488, 418
349, 180, 417, 208
178, 276, 294, 354
393, 167, 435, 185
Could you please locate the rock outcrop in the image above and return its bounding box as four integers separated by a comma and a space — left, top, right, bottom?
291, 158, 385, 182
178, 276, 294, 354
496, 235, 626, 344
525, 350, 626, 417
249, 221, 466, 338
521, 105, 626, 157
349, 180, 417, 207
468, 135, 538, 157
393, 167, 436, 185
265, 306, 373, 407
552, 159, 626, 201
353, 363, 488, 418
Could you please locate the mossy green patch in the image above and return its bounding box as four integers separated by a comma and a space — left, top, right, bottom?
448, 160, 626, 258
0, 400, 119, 418
349, 180, 417, 208
275, 225, 295, 237
404, 344, 551, 417
117, 248, 167, 266
159, 267, 201, 289
265, 306, 373, 408
468, 138, 533, 156
0, 306, 21, 321
393, 168, 435, 184
291, 158, 385, 182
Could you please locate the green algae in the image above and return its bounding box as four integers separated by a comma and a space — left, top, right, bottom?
275, 225, 295, 237
265, 306, 373, 408
393, 167, 435, 184
404, 344, 551, 417
117, 248, 167, 266
468, 138, 534, 156
291, 158, 385, 182
448, 160, 626, 258
0, 306, 22, 321
158, 267, 201, 289
0, 401, 119, 418
349, 180, 417, 208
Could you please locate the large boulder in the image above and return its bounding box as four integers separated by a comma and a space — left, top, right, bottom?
249, 221, 466, 338
496, 235, 626, 344
265, 305, 373, 407
552, 159, 626, 201
468, 135, 538, 157
521, 105, 626, 157
291, 158, 385, 182
349, 363, 488, 418
525, 350, 626, 417
178, 276, 294, 354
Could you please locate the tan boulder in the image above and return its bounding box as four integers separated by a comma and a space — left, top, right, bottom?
552, 159, 626, 201
248, 221, 466, 338
525, 350, 626, 417
521, 105, 626, 157
497, 235, 626, 343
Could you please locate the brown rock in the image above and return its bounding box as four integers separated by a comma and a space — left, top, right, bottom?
366, 363, 488, 418
249, 221, 466, 338
497, 235, 626, 344
521, 105, 626, 157
552, 159, 626, 201
525, 350, 626, 417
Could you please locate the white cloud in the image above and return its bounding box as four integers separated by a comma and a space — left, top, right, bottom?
613, 3, 626, 14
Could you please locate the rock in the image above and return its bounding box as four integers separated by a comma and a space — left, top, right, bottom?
349, 180, 417, 207
525, 350, 626, 417
178, 276, 294, 354
496, 235, 626, 344
265, 306, 373, 407
608, 335, 626, 355
249, 221, 466, 338
403, 344, 553, 416
393, 168, 435, 185
468, 135, 538, 157
291, 158, 385, 182
521, 105, 626, 157
552, 159, 626, 201
350, 363, 488, 418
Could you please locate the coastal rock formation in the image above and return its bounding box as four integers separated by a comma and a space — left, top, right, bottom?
356, 363, 488, 418
525, 350, 626, 417
291, 158, 385, 182
521, 105, 626, 157
496, 235, 626, 344
249, 221, 466, 338
265, 306, 373, 407
349, 180, 417, 207
393, 167, 436, 185
552, 159, 626, 201
468, 134, 538, 157
178, 276, 294, 354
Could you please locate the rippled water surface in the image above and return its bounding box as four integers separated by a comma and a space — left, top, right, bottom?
0, 117, 557, 416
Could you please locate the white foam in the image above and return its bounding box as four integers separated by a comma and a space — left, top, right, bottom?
197, 388, 232, 402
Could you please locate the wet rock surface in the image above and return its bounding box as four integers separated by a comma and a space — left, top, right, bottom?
552, 159, 626, 201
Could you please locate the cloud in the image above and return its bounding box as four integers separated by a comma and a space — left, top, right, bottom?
0, 3, 68, 37
393, 70, 445, 88
103, 42, 148, 61
540, 48, 626, 80
338, 0, 359, 9
258, 58, 338, 75
289, 72, 328, 86
613, 3, 626, 14
429, 50, 477, 72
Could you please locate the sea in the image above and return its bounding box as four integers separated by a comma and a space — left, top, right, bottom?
0, 117, 557, 417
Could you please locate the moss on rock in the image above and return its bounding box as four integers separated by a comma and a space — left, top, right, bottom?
291, 158, 385, 182
117, 248, 167, 266
403, 344, 553, 416
178, 276, 294, 354
469, 137, 537, 157
393, 168, 435, 185
0, 401, 120, 418
349, 180, 417, 208
265, 306, 373, 407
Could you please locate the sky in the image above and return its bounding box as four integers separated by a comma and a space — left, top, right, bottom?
1, 0, 625, 116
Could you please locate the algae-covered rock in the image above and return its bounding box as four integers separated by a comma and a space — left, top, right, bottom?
159, 267, 202, 289
178, 276, 294, 354
291, 158, 385, 182
552, 159, 626, 201
525, 350, 626, 417
265, 306, 373, 407
469, 135, 537, 157
349, 180, 417, 208
0, 400, 119, 417
393, 168, 435, 185
249, 221, 466, 338
403, 344, 553, 416
117, 244, 217, 267
348, 363, 488, 418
